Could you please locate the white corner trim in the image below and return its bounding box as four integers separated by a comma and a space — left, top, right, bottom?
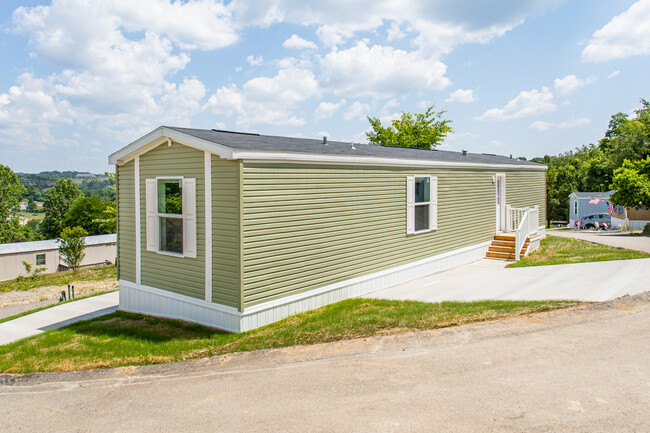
118, 240, 491, 333
134, 156, 141, 285
204, 151, 212, 303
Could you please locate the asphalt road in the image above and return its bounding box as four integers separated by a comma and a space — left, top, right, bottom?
1, 292, 648, 432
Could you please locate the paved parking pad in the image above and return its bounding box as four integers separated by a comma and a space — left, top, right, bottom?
367, 258, 650, 303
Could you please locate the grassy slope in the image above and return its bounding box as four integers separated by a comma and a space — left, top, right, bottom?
0, 298, 578, 374
0, 265, 116, 293
507, 236, 650, 268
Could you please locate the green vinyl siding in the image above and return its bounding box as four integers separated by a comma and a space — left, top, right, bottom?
505, 170, 547, 227
117, 161, 135, 283
139, 142, 205, 300
211, 156, 241, 309
241, 163, 503, 307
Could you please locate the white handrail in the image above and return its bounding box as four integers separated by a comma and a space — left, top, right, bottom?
511, 205, 539, 261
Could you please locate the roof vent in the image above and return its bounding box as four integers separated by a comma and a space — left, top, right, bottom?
322, 136, 327, 145
510, 154, 513, 159
351, 142, 357, 150
462, 149, 467, 156
211, 129, 260, 136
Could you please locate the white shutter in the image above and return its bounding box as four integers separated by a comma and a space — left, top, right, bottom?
430, 176, 438, 230
145, 179, 158, 252
406, 176, 415, 234
183, 178, 197, 258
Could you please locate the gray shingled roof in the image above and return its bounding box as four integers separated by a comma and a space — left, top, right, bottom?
0, 234, 116, 256
166, 127, 544, 167
571, 192, 613, 200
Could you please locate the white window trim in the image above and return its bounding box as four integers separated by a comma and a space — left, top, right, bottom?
407, 175, 438, 235
146, 176, 197, 259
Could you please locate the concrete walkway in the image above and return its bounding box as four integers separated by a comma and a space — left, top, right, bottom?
547, 230, 650, 253
0, 291, 118, 346
367, 258, 650, 303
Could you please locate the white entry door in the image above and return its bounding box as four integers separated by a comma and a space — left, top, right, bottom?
495, 174, 506, 232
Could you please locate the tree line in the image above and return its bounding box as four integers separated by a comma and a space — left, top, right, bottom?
367, 101, 649, 223
0, 169, 116, 244
531, 99, 649, 222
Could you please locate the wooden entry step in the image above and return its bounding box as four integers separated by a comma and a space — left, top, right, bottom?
486, 233, 529, 261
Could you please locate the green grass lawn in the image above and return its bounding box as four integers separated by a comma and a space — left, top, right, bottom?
506, 236, 650, 268
17, 211, 45, 222
0, 265, 117, 293
0, 298, 579, 374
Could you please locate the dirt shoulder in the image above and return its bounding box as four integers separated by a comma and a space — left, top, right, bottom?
0, 279, 118, 319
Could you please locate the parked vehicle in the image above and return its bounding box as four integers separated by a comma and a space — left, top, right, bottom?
580, 213, 611, 229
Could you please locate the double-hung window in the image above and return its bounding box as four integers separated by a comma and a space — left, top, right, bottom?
36, 254, 46, 266
145, 177, 197, 258
406, 175, 438, 234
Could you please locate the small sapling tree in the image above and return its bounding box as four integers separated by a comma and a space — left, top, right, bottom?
58, 226, 88, 273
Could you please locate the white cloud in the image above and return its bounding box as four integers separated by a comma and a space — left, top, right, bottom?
283, 34, 318, 50
387, 22, 406, 41
477, 87, 555, 121
608, 70, 620, 78
315, 25, 354, 47
446, 131, 480, 142
445, 88, 476, 103
314, 99, 347, 120
320, 41, 450, 97
247, 55, 264, 66
553, 74, 595, 95
582, 0, 650, 62
204, 67, 320, 128
529, 117, 590, 130
490, 139, 507, 147
344, 101, 371, 120
232, 0, 564, 54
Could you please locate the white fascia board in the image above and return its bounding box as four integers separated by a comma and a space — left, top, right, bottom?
109, 127, 234, 165
236, 150, 548, 171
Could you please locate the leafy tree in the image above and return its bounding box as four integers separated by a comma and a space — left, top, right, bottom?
41, 179, 82, 239
27, 201, 38, 213
92, 172, 117, 234
0, 165, 27, 243
58, 226, 88, 272
610, 156, 650, 209
366, 105, 454, 149
62, 195, 113, 235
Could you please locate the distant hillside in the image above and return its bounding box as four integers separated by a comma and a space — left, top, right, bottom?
18, 171, 114, 202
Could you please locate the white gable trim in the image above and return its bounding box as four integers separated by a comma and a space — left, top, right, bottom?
109, 127, 234, 165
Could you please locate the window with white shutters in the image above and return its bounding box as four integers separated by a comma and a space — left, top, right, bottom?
145, 177, 196, 258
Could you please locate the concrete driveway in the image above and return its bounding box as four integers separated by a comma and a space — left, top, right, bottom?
547, 230, 650, 253
367, 258, 650, 303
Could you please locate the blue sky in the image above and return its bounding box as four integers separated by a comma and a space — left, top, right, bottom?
0, 0, 649, 173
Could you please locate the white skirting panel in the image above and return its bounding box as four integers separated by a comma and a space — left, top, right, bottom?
119, 241, 491, 333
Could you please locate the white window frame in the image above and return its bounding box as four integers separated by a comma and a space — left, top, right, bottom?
407, 175, 438, 235
145, 176, 197, 258
35, 253, 46, 266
